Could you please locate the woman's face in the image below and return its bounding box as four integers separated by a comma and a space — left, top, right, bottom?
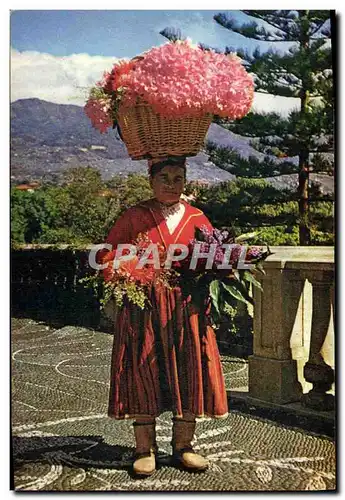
150, 165, 186, 204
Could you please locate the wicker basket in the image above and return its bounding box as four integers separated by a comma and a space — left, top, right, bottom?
117, 99, 213, 160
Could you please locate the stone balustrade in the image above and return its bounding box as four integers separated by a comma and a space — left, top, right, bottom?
248, 246, 335, 411
12, 244, 335, 411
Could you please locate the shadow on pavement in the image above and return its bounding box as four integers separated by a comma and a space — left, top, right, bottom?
12, 434, 181, 482
12, 435, 134, 473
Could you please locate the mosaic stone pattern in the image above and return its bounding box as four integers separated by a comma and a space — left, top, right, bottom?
11, 318, 336, 491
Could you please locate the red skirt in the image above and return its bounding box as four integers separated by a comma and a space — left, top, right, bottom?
108, 285, 228, 419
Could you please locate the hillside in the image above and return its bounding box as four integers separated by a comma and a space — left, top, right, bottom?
10, 98, 333, 194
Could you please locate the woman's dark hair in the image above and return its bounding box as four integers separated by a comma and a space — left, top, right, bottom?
149, 157, 187, 179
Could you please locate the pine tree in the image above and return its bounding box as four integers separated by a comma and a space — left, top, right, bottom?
160, 10, 334, 245
213, 10, 334, 245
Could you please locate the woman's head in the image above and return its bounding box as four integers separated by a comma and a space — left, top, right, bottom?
149, 157, 186, 205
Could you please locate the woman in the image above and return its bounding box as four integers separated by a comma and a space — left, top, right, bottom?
102, 156, 228, 476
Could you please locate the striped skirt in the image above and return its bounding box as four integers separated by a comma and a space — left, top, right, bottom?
107, 285, 228, 419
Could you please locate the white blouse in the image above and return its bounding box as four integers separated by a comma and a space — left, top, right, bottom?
159, 201, 186, 234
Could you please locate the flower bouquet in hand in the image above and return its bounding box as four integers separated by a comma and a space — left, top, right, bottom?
80, 232, 178, 310
178, 225, 272, 325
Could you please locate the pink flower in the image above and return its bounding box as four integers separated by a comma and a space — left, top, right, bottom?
122, 42, 254, 119
229, 245, 243, 266
84, 98, 113, 133
102, 59, 137, 93
85, 40, 254, 128
246, 246, 264, 259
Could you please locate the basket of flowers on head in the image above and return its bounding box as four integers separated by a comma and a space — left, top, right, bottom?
84, 40, 255, 160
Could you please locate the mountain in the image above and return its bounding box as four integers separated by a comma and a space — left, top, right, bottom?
10, 99, 334, 195
10, 99, 235, 184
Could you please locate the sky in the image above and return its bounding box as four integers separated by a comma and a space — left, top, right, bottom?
9, 9, 325, 116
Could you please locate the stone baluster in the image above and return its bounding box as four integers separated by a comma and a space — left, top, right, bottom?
248, 259, 304, 405
302, 271, 335, 411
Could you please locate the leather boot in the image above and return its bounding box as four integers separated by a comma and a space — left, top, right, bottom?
172, 417, 208, 471
133, 421, 157, 476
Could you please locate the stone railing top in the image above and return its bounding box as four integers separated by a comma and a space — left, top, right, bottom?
264, 246, 334, 271
12, 244, 95, 251
12, 244, 335, 272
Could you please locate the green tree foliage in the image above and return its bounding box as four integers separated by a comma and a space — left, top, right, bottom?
11, 167, 153, 245
188, 178, 333, 246
212, 10, 334, 245
161, 11, 334, 246
206, 140, 300, 177
11, 188, 65, 244
61, 167, 110, 243
106, 173, 152, 212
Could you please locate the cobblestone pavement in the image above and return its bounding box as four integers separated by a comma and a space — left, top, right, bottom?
11, 318, 336, 492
